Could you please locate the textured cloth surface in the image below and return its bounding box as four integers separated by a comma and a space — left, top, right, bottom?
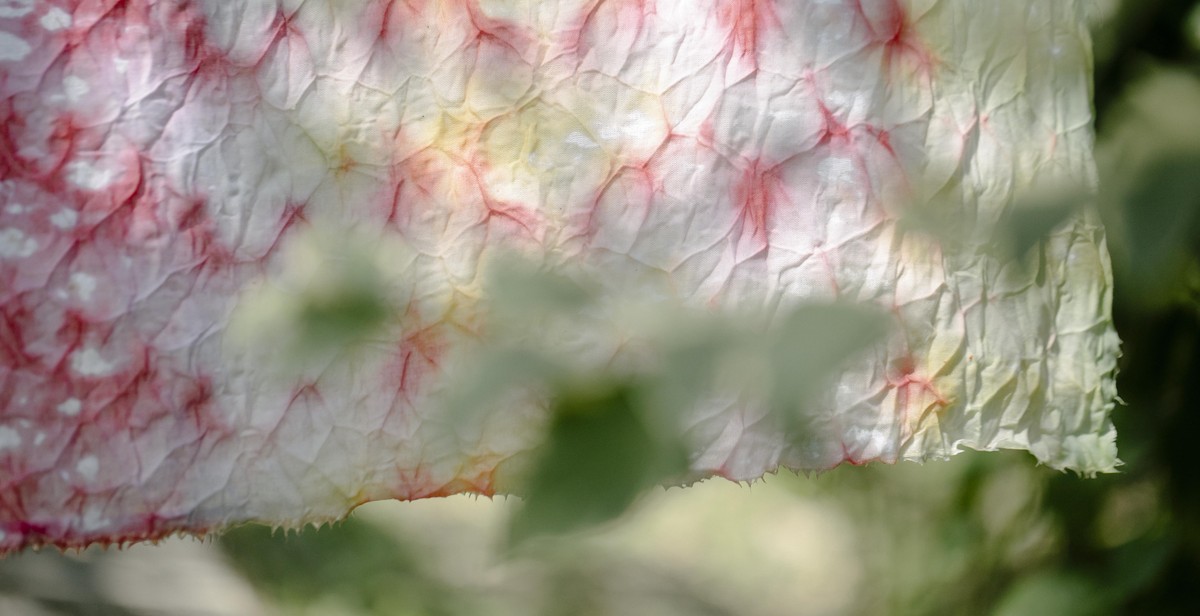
0, 0, 1117, 552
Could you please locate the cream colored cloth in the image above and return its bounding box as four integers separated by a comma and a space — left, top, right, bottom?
0, 0, 1116, 552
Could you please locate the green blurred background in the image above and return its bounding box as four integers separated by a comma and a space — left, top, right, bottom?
5, 1, 1200, 614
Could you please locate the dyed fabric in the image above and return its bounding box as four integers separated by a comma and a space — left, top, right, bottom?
0, 0, 1117, 552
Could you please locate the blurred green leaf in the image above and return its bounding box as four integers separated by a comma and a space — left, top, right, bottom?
444, 346, 565, 427
1099, 67, 1200, 308
1115, 153, 1200, 296
993, 571, 1111, 616
769, 302, 889, 427
1107, 534, 1176, 600
220, 519, 453, 616
485, 257, 596, 327
1189, 3, 1200, 52
898, 180, 1087, 271
508, 383, 689, 545
998, 191, 1086, 263
895, 189, 969, 249
635, 314, 747, 435
297, 276, 390, 349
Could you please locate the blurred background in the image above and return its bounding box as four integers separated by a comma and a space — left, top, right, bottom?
5, 1, 1200, 613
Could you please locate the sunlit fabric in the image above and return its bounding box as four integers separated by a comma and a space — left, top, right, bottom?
0, 0, 1117, 552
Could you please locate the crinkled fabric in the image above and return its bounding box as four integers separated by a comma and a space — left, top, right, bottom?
0, 0, 1118, 553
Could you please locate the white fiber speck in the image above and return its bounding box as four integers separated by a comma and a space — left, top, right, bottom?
50, 208, 78, 229
40, 6, 71, 30
63, 76, 89, 102
0, 227, 37, 259
81, 507, 109, 531
565, 131, 600, 149
68, 272, 97, 300
0, 426, 21, 450
0, 31, 31, 62
57, 398, 82, 416
76, 455, 99, 480
66, 161, 115, 191
0, 0, 34, 18
71, 348, 114, 376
